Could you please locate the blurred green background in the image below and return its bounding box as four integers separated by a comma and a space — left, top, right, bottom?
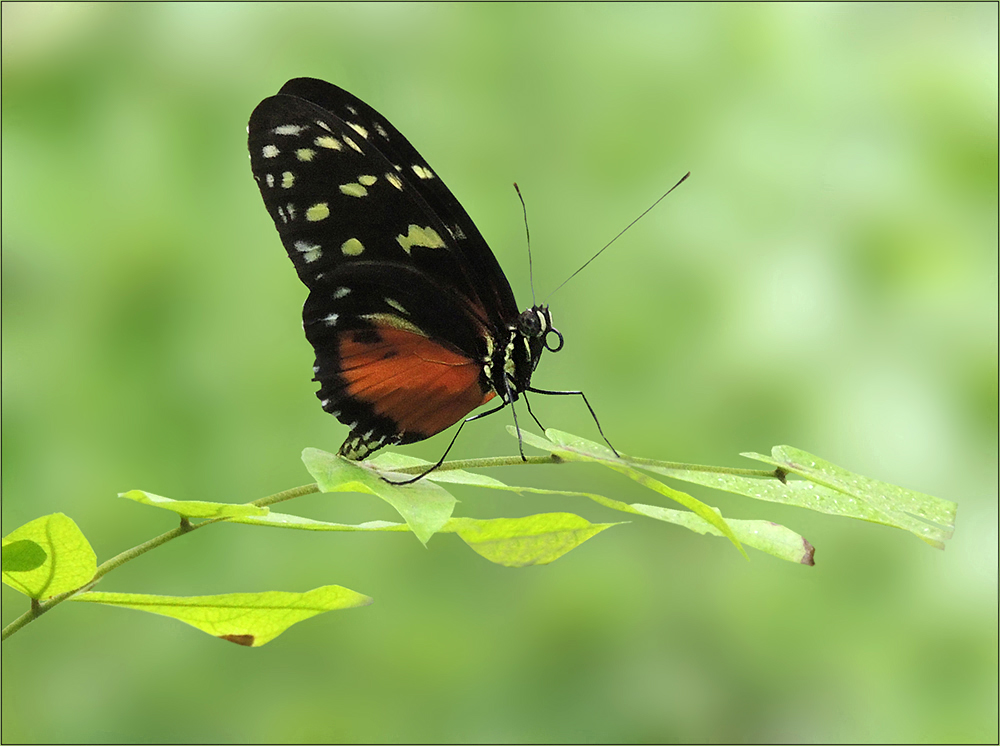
2, 3, 996, 743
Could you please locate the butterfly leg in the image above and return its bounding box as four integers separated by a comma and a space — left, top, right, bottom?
384, 400, 510, 485
522, 390, 547, 432
503, 376, 531, 461
524, 386, 619, 457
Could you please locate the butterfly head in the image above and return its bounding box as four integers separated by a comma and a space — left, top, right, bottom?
517, 305, 564, 373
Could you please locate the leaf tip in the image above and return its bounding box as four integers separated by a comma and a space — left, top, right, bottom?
219, 634, 255, 646
801, 539, 816, 566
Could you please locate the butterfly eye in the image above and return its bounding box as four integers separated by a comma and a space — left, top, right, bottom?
543, 328, 564, 353
517, 310, 542, 337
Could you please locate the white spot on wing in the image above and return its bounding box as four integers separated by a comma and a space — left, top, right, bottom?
294, 240, 323, 263
274, 124, 304, 135
412, 164, 434, 180
265, 173, 275, 187
281, 171, 294, 188
324, 313, 339, 326
262, 144, 279, 158
333, 287, 351, 299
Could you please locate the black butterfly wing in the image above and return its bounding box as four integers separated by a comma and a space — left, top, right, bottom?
271, 77, 520, 325
248, 80, 508, 458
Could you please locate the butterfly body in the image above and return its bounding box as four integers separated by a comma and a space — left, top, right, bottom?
248, 78, 561, 460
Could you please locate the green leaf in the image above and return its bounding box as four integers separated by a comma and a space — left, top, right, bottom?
302, 448, 455, 545
449, 513, 619, 567
119, 490, 270, 518
2, 540, 47, 572
516, 428, 747, 558
232, 507, 617, 568
2, 513, 97, 599
232, 511, 409, 532
366, 439, 813, 564
368, 452, 509, 487
742, 446, 956, 548
631, 504, 815, 565
71, 585, 372, 647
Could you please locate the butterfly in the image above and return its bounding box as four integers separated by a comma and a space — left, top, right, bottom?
248, 78, 615, 479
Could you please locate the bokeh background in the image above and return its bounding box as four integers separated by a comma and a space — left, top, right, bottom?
3, 3, 996, 743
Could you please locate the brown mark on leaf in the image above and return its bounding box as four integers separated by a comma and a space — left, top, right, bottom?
220, 634, 255, 646
801, 539, 816, 566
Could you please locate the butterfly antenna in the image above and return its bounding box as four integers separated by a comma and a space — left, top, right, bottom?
514, 182, 536, 306
547, 171, 690, 300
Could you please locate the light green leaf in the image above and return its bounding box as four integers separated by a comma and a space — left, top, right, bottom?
516, 428, 746, 558
368, 452, 509, 487
631, 504, 815, 565
302, 448, 455, 545
449, 513, 619, 567
71, 585, 372, 647
119, 490, 269, 518
365, 437, 814, 564
2, 513, 97, 599
2, 540, 47, 572
232, 508, 617, 567
232, 511, 409, 532
742, 446, 956, 548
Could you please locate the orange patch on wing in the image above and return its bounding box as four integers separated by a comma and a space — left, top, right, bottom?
338, 326, 495, 437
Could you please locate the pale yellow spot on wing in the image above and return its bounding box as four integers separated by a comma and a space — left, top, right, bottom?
315, 136, 342, 150
341, 238, 365, 256
281, 171, 294, 188
396, 224, 446, 254
296, 148, 316, 161
385, 298, 408, 314
306, 203, 330, 221
339, 183, 368, 198
412, 164, 434, 179
361, 313, 425, 336
348, 122, 369, 139
358, 174, 377, 187
343, 136, 363, 153
386, 173, 403, 190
